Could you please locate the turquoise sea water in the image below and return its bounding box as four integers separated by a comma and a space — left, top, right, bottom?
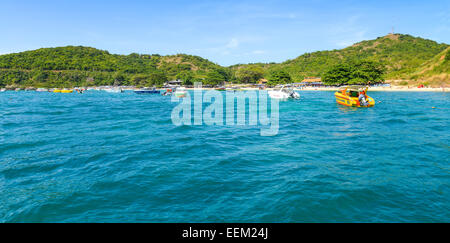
0, 90, 449, 222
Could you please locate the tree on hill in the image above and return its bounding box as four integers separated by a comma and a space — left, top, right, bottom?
268, 70, 292, 86
204, 70, 226, 86
323, 60, 385, 85
131, 74, 150, 86
138, 72, 167, 87
113, 72, 127, 86
176, 71, 194, 85
349, 60, 385, 84
31, 69, 49, 84
235, 66, 264, 83
322, 64, 352, 86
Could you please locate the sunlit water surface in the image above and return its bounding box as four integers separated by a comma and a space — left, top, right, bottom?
0, 91, 449, 222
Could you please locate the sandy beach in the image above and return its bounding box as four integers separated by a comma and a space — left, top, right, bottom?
294, 86, 449, 92
182, 86, 449, 92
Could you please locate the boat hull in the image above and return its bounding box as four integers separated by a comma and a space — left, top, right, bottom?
54, 90, 73, 93
134, 90, 160, 94
174, 92, 187, 98
335, 92, 375, 107
268, 90, 300, 99
104, 89, 122, 93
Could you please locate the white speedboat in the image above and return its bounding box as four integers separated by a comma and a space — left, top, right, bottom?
174, 87, 188, 98
104, 87, 123, 93
268, 86, 300, 99
0, 88, 6, 92
36, 88, 49, 92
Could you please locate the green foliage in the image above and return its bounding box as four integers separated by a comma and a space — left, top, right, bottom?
323, 60, 385, 85
0, 46, 222, 87
113, 72, 127, 86
408, 47, 450, 81
349, 60, 386, 84
205, 70, 226, 85
268, 70, 291, 85
0, 34, 448, 87
146, 72, 168, 87
176, 71, 194, 85
232, 34, 449, 82
322, 64, 352, 85
235, 66, 264, 83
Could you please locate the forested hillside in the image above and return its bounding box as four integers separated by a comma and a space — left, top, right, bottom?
0, 34, 448, 88
0, 46, 229, 88
231, 34, 449, 83
403, 47, 450, 87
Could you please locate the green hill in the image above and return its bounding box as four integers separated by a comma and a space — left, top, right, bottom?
231, 34, 449, 83
0, 46, 226, 88
400, 47, 450, 87
0, 34, 449, 88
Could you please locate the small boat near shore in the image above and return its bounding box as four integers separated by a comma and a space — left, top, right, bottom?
335, 86, 375, 107
53, 89, 73, 93
0, 88, 6, 92
174, 87, 188, 98
104, 88, 123, 93
161, 89, 173, 96
36, 88, 49, 92
134, 88, 160, 94
226, 87, 244, 92
268, 86, 300, 99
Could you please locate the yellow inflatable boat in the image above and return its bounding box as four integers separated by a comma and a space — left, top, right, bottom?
53, 89, 73, 93
335, 86, 375, 107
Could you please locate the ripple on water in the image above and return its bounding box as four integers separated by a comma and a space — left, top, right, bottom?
0, 91, 449, 222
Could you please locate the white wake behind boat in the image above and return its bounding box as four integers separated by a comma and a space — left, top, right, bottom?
104, 88, 123, 93
174, 87, 188, 98
268, 86, 300, 99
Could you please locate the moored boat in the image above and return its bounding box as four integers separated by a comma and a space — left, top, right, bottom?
36, 88, 49, 92
335, 86, 375, 107
161, 89, 173, 96
268, 86, 300, 99
226, 87, 243, 92
174, 87, 188, 98
134, 88, 160, 94
53, 89, 73, 93
0, 88, 6, 92
104, 88, 123, 93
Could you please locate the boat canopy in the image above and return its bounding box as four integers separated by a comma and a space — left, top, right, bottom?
339, 85, 368, 92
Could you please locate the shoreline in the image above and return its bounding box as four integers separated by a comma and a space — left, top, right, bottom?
182, 86, 449, 92
294, 86, 449, 92
2, 86, 448, 93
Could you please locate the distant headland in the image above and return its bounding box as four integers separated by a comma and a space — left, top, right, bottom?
0, 34, 448, 89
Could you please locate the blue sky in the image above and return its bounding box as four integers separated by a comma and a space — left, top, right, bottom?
0, 0, 449, 66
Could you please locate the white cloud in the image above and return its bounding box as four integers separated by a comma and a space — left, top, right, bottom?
252, 50, 266, 54
328, 15, 368, 48
335, 30, 367, 47
225, 38, 239, 48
